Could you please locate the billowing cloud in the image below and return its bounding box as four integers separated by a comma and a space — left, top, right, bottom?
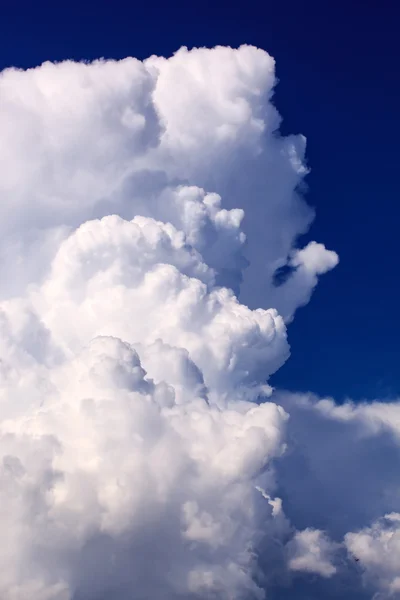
0, 45, 336, 310
287, 528, 338, 577
8, 42, 398, 600
0, 334, 292, 599
346, 513, 400, 595
272, 392, 400, 599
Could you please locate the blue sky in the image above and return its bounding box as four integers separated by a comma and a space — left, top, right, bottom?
1, 0, 399, 402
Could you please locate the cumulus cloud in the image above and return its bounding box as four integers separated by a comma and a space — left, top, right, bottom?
0, 42, 368, 600
287, 528, 338, 577
272, 391, 400, 599
0, 44, 336, 309
0, 335, 292, 599
346, 513, 400, 595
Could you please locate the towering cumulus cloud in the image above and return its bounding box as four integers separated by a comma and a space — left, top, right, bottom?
4, 43, 390, 600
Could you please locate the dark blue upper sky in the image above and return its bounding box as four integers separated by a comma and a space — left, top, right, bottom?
1, 0, 399, 402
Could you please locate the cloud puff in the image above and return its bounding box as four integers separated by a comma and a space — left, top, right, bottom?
0, 44, 336, 310
0, 335, 291, 599
0, 46, 336, 600
0, 43, 341, 599
272, 392, 400, 599
287, 528, 338, 577
346, 513, 400, 595
3, 41, 399, 600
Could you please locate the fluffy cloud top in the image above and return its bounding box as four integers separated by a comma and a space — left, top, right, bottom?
2, 43, 396, 600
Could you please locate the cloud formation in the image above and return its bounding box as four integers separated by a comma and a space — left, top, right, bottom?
2, 43, 396, 600
272, 392, 400, 599
287, 528, 338, 577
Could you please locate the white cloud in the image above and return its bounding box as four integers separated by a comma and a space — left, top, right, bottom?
17, 38, 400, 600
266, 241, 339, 322
0, 335, 291, 599
3, 40, 399, 600
273, 391, 400, 599
0, 44, 336, 309
287, 528, 338, 577
346, 513, 400, 595
0, 44, 341, 599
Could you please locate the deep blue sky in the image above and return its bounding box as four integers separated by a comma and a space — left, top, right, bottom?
1, 0, 399, 402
